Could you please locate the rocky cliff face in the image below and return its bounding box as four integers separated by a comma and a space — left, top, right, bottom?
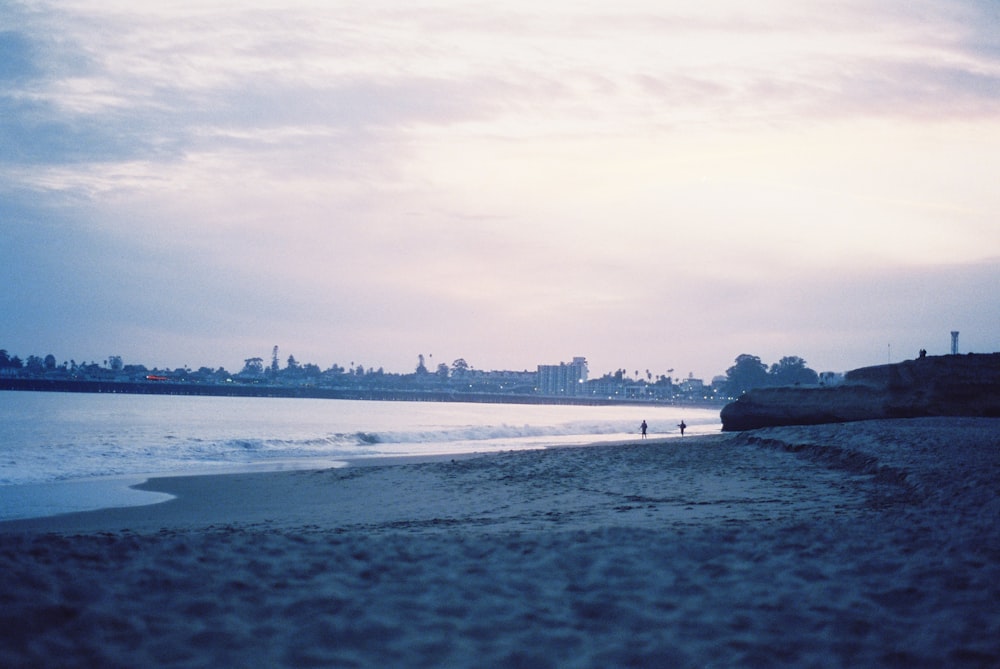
720, 353, 1000, 431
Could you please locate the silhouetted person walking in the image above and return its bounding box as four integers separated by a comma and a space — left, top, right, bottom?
678, 420, 686, 436
640, 420, 647, 439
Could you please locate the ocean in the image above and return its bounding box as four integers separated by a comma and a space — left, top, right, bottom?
0, 390, 720, 520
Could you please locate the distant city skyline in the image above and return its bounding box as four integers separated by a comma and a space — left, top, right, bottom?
2, 2, 998, 380
0, 339, 976, 382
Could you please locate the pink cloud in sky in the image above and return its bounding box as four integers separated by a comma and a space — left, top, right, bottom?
2, 1, 998, 378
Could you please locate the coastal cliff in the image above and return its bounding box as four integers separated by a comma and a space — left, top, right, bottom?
720, 353, 1000, 431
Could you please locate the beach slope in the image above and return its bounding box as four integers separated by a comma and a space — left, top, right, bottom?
2, 418, 998, 668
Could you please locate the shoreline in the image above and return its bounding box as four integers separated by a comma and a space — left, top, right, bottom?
0, 425, 711, 524
0, 435, 713, 533
1, 392, 721, 522
2, 418, 997, 668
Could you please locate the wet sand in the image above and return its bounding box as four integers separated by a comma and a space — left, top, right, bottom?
1, 417, 998, 667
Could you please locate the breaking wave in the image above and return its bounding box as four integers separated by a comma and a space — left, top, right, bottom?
1, 393, 721, 488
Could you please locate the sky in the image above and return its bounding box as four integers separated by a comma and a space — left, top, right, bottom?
2, 0, 999, 380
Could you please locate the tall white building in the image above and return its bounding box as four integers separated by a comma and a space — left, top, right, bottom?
537, 357, 588, 396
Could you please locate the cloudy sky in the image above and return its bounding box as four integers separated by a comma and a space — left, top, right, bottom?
2, 0, 998, 379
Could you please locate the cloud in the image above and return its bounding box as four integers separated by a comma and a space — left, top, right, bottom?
1, 0, 998, 378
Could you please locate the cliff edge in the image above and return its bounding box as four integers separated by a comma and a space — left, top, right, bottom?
720, 353, 1000, 431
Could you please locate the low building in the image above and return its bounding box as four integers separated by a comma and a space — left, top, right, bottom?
678, 376, 704, 394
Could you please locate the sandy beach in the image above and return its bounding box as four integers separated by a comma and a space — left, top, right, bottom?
1, 417, 998, 668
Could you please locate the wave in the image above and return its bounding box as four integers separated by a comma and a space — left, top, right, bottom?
1, 406, 721, 489
214, 417, 710, 455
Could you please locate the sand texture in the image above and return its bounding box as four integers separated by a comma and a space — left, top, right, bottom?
1, 417, 998, 667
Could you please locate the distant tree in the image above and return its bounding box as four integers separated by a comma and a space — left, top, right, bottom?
724, 354, 770, 395
0, 350, 24, 369
416, 354, 428, 375
108, 355, 124, 371
286, 355, 299, 370
769, 356, 819, 386
43, 354, 57, 370
25, 355, 44, 373
302, 363, 321, 376
451, 358, 469, 375
436, 362, 449, 379
241, 357, 264, 375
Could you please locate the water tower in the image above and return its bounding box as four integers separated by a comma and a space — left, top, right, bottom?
951, 331, 959, 355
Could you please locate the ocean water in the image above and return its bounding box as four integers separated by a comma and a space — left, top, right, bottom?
0, 391, 720, 520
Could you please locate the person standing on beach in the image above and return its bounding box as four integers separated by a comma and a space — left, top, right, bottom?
640, 420, 648, 438
678, 420, 686, 436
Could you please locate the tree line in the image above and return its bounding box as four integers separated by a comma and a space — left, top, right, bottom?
723, 354, 820, 396
2, 347, 822, 399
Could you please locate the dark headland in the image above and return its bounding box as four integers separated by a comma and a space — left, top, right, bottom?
721, 352, 1000, 431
